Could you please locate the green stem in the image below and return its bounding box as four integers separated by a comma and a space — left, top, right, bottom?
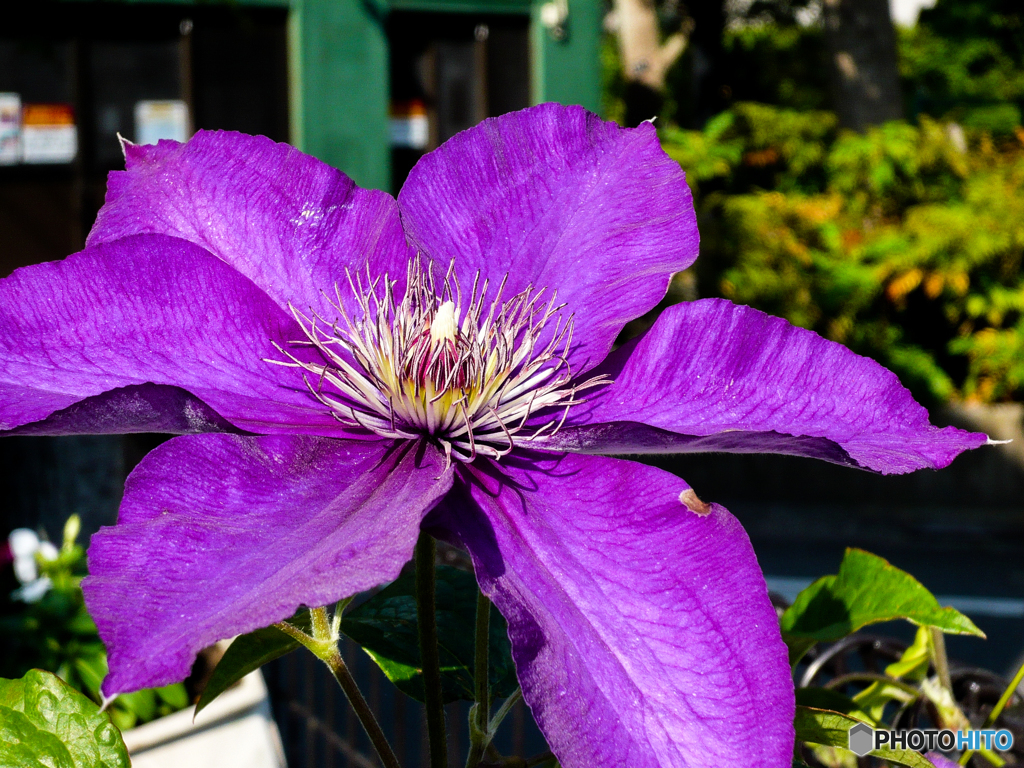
930, 627, 952, 692
959, 659, 1024, 766
466, 590, 493, 768
489, 688, 523, 734
324, 646, 402, 768
417, 532, 448, 768
310, 605, 332, 642
475, 590, 491, 728
331, 596, 353, 639
984, 659, 1024, 728
822, 672, 921, 699
275, 610, 401, 768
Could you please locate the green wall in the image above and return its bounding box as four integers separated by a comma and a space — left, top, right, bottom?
289, 0, 391, 190
532, 0, 603, 115
292, 0, 603, 192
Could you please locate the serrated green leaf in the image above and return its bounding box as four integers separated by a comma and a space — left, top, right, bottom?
195, 612, 310, 715
781, 549, 984, 643
794, 706, 936, 768
0, 669, 130, 768
341, 565, 517, 704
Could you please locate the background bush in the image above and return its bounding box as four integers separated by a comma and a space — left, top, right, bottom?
609, 0, 1024, 404
661, 106, 1024, 404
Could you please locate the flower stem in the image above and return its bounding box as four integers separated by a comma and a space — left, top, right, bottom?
417, 532, 448, 768
466, 589, 492, 767
475, 590, 491, 727
323, 646, 402, 768
958, 659, 1024, 766
276, 609, 400, 768
488, 688, 522, 734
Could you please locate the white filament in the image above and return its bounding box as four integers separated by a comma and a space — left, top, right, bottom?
270, 257, 607, 464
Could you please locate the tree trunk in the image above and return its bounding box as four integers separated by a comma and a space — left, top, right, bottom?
823, 0, 905, 130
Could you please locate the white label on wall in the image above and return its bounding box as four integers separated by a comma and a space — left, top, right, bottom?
134, 100, 189, 145
0, 93, 21, 165
390, 116, 429, 149
22, 103, 77, 164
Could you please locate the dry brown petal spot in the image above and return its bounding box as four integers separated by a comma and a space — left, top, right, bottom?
679, 489, 711, 517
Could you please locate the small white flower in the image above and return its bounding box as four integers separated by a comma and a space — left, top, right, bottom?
7, 527, 58, 603
8, 528, 40, 559
12, 576, 53, 604
13, 555, 38, 584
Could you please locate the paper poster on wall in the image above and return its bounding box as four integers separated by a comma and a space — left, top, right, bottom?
134, 100, 189, 146
22, 104, 77, 164
0, 93, 21, 165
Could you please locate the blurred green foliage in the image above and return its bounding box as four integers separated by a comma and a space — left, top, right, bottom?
0, 516, 189, 731
662, 104, 1024, 403
904, 0, 1024, 131
722, 24, 830, 111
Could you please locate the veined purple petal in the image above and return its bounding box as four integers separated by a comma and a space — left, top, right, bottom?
84, 435, 452, 695
431, 452, 794, 768
552, 299, 986, 474
925, 753, 959, 768
398, 103, 698, 372
0, 234, 345, 436
87, 132, 414, 318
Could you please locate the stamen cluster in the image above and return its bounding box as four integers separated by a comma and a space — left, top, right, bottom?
274, 258, 605, 463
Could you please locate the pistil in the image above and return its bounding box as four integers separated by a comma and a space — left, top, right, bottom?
271, 258, 606, 463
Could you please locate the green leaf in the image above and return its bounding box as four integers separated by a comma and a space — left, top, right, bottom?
885, 625, 932, 681
72, 655, 107, 700
783, 635, 819, 667
0, 669, 130, 768
341, 565, 517, 704
118, 689, 157, 723
196, 621, 304, 715
155, 683, 190, 712
781, 548, 985, 643
794, 706, 936, 768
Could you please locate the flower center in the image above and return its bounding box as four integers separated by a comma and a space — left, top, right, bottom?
273, 258, 605, 463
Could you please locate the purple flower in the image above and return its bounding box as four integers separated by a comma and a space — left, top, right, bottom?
0, 104, 985, 767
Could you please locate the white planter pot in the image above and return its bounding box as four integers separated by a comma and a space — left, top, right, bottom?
120, 671, 286, 768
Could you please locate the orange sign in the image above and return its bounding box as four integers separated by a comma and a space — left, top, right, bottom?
21, 103, 75, 126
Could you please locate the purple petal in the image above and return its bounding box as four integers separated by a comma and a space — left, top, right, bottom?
431, 452, 794, 768
925, 754, 959, 768
398, 103, 698, 372
0, 234, 344, 436
87, 132, 414, 318
551, 299, 986, 474
6, 384, 241, 436
84, 435, 452, 695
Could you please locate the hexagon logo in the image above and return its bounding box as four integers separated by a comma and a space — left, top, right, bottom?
848, 722, 874, 756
